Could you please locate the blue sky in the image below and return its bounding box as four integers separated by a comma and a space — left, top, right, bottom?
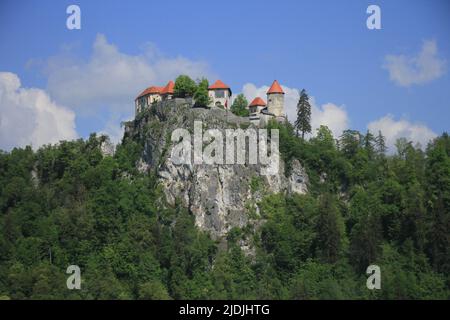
0, 0, 449, 150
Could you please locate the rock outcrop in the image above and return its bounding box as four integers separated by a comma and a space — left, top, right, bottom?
123, 98, 308, 239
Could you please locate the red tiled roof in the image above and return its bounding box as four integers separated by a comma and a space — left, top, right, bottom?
136, 86, 164, 99
208, 80, 230, 90
136, 80, 175, 99
161, 80, 174, 95
267, 80, 284, 94
249, 97, 266, 107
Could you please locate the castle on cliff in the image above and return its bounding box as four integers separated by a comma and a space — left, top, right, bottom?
134, 79, 286, 126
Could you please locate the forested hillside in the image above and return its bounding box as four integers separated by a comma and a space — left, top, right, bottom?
0, 122, 449, 299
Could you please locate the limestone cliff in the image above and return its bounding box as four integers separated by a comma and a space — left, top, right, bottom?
123, 98, 308, 240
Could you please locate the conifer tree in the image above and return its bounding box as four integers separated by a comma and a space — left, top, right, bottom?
294, 89, 312, 139
375, 130, 387, 156
364, 130, 376, 159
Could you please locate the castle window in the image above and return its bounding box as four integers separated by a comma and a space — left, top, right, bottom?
139, 97, 145, 107
215, 90, 225, 98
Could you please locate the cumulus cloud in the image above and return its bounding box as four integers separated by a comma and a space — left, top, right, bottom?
237, 83, 437, 152
240, 83, 349, 138
0, 72, 77, 150
41, 34, 215, 142
98, 113, 132, 145
367, 114, 437, 152
45, 34, 214, 114
310, 99, 349, 139
383, 39, 446, 87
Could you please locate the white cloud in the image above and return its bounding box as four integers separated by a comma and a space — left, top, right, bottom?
42, 33, 215, 142
98, 113, 132, 146
0, 72, 77, 151
45, 34, 214, 115
367, 114, 437, 152
240, 83, 349, 138
238, 83, 437, 152
383, 39, 446, 87
310, 99, 349, 139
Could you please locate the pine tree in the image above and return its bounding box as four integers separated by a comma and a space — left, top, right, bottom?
294, 89, 312, 139
375, 130, 387, 156
364, 130, 376, 160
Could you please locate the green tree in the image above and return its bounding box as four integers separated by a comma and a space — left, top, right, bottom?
230, 94, 249, 117
315, 194, 345, 263
314, 125, 335, 148
375, 130, 387, 156
1, 105, 450, 300
395, 137, 412, 159
363, 130, 376, 160
174, 75, 197, 98
347, 188, 385, 270
424, 133, 450, 274
339, 130, 361, 159
289, 261, 346, 299
193, 78, 211, 107
349, 210, 383, 272
138, 280, 171, 300
294, 89, 312, 139
428, 194, 450, 274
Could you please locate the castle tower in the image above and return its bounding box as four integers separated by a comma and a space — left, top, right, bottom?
208, 80, 232, 109
248, 97, 266, 125
266, 80, 285, 118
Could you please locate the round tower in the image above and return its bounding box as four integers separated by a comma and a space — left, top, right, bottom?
266, 80, 285, 118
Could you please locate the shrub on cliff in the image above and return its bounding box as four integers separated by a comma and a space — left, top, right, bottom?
193, 78, 211, 108
174, 75, 197, 98
230, 94, 249, 117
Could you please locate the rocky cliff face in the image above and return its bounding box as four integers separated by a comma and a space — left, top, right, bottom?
123, 98, 308, 240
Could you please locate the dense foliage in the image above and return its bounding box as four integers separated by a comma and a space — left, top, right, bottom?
230, 94, 250, 117
0, 122, 449, 299
174, 75, 197, 98
193, 78, 211, 108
